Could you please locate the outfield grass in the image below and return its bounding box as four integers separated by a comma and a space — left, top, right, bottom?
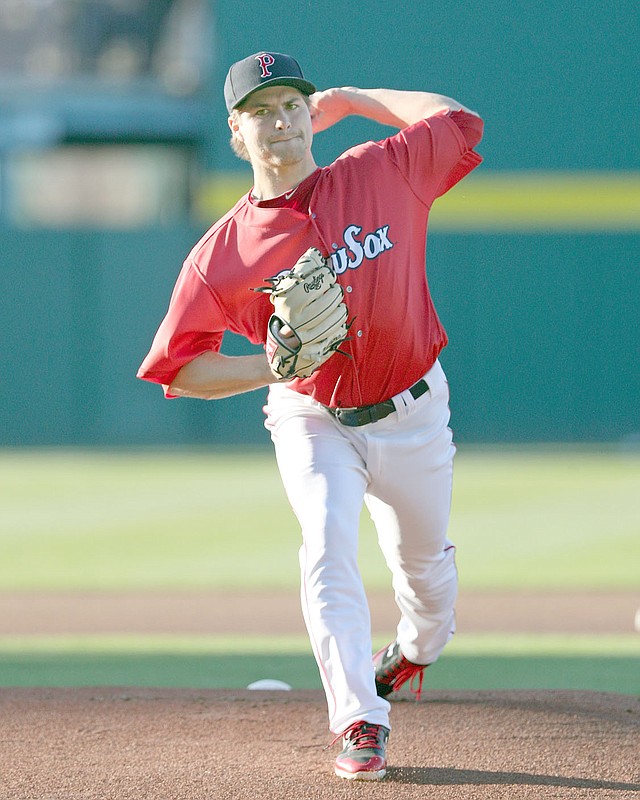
1, 446, 638, 591
0, 634, 637, 694
448, 446, 640, 589
2, 447, 638, 695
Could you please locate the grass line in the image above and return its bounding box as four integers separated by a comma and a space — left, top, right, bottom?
0, 635, 637, 694
0, 633, 637, 656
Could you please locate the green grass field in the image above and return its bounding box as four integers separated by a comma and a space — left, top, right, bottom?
1, 447, 638, 693
0, 634, 637, 694
2, 446, 639, 590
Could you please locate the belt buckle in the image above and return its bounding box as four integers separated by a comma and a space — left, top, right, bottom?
332, 406, 362, 427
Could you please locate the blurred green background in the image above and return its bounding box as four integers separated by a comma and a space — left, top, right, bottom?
0, 3, 638, 696
1, 0, 639, 447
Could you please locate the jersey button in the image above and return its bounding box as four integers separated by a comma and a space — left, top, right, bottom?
346, 286, 353, 293
357, 330, 363, 337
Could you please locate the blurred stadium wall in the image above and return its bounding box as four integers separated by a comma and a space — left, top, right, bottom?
1, 0, 638, 446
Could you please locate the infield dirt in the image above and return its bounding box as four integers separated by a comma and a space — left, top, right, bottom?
1, 589, 638, 799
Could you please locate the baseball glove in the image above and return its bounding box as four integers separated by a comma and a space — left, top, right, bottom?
256, 247, 349, 380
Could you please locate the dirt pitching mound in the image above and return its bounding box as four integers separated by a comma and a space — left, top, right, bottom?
1, 687, 637, 800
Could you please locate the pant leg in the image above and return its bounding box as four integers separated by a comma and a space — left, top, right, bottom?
363, 361, 458, 665
264, 383, 391, 733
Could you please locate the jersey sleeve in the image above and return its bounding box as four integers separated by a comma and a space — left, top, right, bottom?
383, 109, 483, 207
448, 109, 484, 150
137, 260, 226, 395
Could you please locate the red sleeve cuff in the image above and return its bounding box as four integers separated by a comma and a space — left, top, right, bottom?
448, 109, 484, 150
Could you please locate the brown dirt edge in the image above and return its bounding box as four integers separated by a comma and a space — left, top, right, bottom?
1, 589, 638, 635
1, 687, 638, 800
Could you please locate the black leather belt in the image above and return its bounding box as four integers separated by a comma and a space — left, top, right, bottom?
324, 378, 429, 427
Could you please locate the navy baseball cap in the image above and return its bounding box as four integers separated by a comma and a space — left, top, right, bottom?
224, 51, 316, 113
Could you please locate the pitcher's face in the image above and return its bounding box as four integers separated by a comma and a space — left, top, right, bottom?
229, 86, 313, 169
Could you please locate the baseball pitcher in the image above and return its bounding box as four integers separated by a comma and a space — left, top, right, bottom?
138, 51, 484, 781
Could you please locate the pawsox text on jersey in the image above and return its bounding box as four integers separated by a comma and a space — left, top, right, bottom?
329, 224, 394, 274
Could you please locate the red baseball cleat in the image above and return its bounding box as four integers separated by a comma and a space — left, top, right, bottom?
373, 640, 428, 699
333, 720, 389, 781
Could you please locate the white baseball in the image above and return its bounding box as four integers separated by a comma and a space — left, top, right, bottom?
247, 678, 292, 691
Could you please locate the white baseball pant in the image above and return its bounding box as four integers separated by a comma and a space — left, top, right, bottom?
264, 359, 457, 734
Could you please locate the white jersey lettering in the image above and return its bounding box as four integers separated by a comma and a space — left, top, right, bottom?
329, 223, 395, 274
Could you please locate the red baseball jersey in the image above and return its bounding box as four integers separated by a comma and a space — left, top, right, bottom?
138, 110, 483, 407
